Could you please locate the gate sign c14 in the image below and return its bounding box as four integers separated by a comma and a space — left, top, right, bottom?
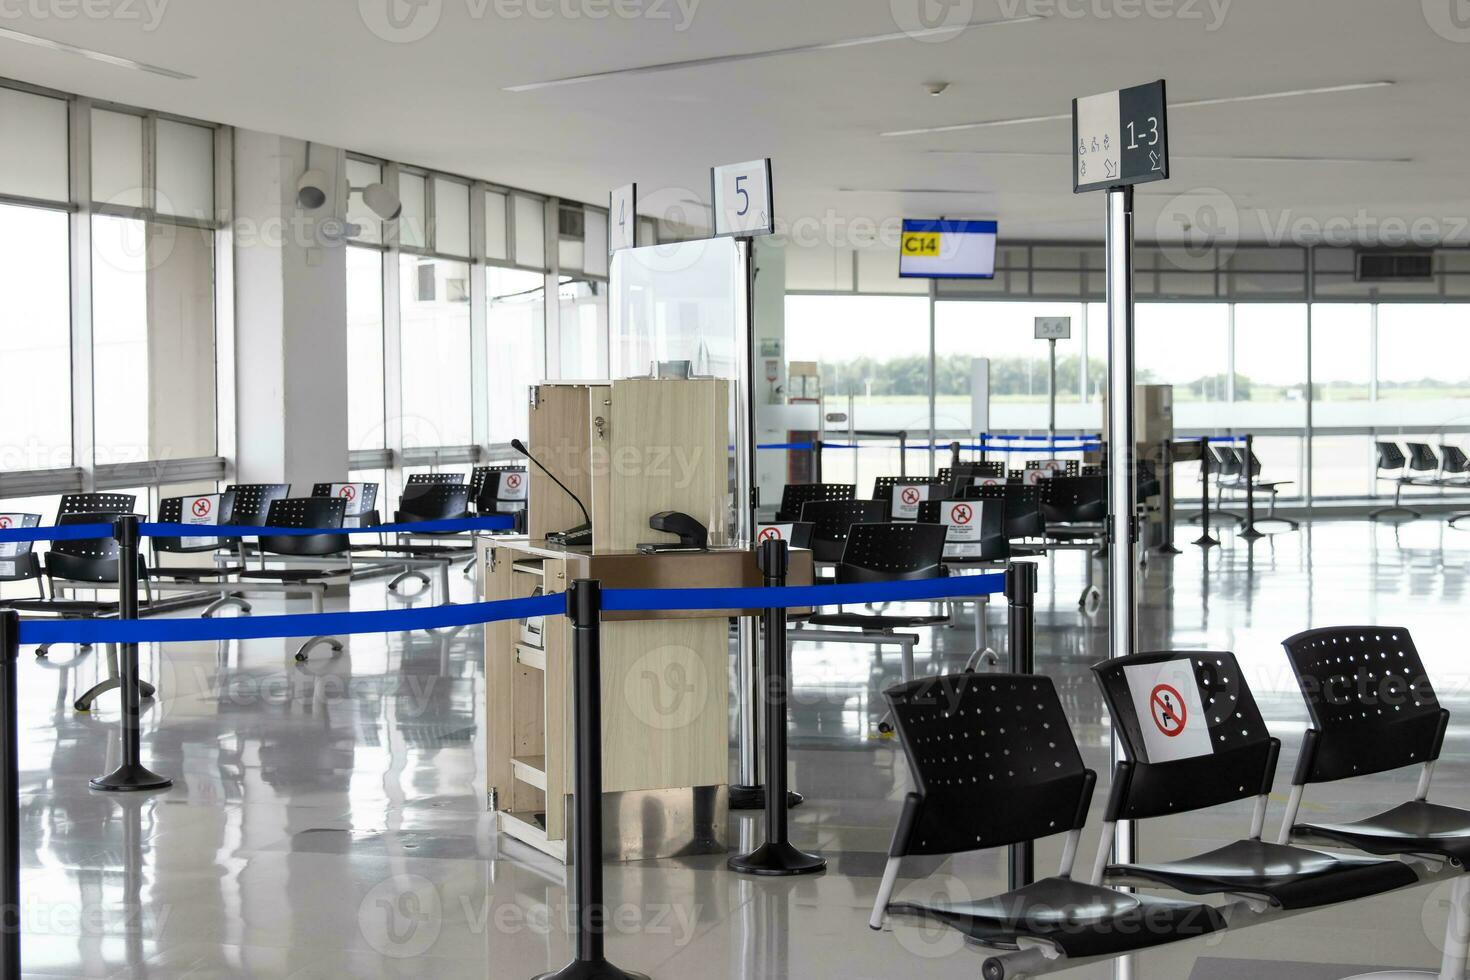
1073, 79, 1169, 194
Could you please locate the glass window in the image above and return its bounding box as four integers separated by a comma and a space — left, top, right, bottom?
345, 158, 383, 245
935, 301, 1090, 438
558, 204, 585, 273
558, 278, 604, 379
583, 210, 608, 278
0, 203, 71, 470
347, 247, 385, 451
432, 177, 470, 256
91, 214, 150, 465
1377, 305, 1470, 401
399, 172, 427, 249
485, 190, 508, 260
786, 294, 930, 485
91, 108, 143, 208
145, 222, 216, 459
1232, 304, 1308, 500
514, 194, 544, 268
1311, 304, 1374, 497
400, 256, 471, 447
486, 267, 544, 446
0, 88, 68, 202
154, 119, 213, 220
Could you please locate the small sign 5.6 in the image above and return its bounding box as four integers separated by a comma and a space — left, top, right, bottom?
1035, 316, 1072, 340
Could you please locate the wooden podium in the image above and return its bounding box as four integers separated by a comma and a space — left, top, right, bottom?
482, 379, 811, 861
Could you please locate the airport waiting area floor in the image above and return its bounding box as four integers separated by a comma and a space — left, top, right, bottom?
12, 518, 1470, 978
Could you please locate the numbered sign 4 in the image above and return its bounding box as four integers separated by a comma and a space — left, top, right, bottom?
609, 182, 637, 255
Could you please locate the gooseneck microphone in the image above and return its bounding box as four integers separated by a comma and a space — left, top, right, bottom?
510, 438, 591, 543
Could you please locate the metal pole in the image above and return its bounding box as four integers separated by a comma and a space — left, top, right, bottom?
1048, 337, 1058, 460
729, 539, 825, 877
732, 236, 763, 808
1005, 562, 1037, 890
898, 431, 907, 479
90, 515, 171, 793
0, 611, 19, 978
1104, 187, 1138, 874
534, 580, 647, 980
1240, 433, 1263, 540
813, 438, 823, 484
1194, 437, 1218, 548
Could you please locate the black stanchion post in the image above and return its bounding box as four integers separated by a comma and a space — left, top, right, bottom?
949, 441, 962, 473
898, 431, 908, 478
729, 540, 826, 878
90, 515, 171, 793
535, 580, 646, 980
1193, 437, 1219, 549
0, 611, 19, 978
813, 438, 823, 484
1240, 433, 1263, 540
1004, 561, 1037, 889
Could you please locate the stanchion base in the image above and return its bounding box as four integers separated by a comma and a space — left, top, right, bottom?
1239, 526, 1265, 541
727, 840, 827, 877
1193, 535, 1220, 548
730, 785, 804, 811
1152, 544, 1183, 555
89, 763, 172, 793
532, 960, 649, 980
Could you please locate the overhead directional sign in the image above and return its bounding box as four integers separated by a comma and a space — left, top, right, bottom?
1072, 79, 1169, 194
609, 183, 637, 255
711, 159, 774, 238
1035, 316, 1072, 340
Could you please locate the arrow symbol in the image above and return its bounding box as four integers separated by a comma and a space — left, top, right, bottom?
1150, 150, 1162, 172
1105, 159, 1118, 178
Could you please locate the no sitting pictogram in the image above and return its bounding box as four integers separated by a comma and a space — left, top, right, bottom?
339, 485, 357, 500
1150, 684, 1187, 737
506, 473, 522, 490
191, 498, 212, 518
949, 504, 972, 525
758, 527, 782, 542
0, 516, 12, 529
901, 487, 921, 505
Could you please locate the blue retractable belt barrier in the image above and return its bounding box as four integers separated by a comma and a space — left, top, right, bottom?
0, 516, 516, 546
12, 573, 1006, 646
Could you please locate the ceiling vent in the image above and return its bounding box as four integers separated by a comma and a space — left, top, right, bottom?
1355, 250, 1433, 282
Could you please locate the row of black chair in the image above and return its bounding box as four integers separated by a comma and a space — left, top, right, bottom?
872, 626, 1466, 978
1373, 440, 1470, 520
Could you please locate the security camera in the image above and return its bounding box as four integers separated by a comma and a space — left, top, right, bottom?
296, 169, 328, 210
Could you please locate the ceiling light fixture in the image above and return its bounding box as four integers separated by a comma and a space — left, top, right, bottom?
505, 15, 1042, 92
881, 81, 1395, 137
0, 26, 194, 79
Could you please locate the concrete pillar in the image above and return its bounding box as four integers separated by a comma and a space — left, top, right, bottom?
231, 130, 349, 489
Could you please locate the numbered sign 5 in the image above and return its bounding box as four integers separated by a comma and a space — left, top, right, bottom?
609, 182, 637, 255
711, 159, 774, 238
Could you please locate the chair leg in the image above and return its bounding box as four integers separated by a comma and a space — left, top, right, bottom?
75, 644, 155, 710
868, 856, 903, 930
388, 567, 431, 595
295, 635, 344, 662
202, 593, 251, 617
1340, 874, 1469, 979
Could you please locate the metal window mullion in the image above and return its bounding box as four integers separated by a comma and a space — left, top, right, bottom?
470, 183, 489, 450
214, 125, 235, 483
382, 162, 405, 503
543, 197, 561, 379
69, 96, 95, 491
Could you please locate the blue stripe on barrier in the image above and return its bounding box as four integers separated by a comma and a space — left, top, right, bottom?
12, 573, 1007, 646
0, 523, 112, 544
603, 573, 1006, 612
15, 592, 566, 646
140, 516, 515, 539
0, 516, 517, 546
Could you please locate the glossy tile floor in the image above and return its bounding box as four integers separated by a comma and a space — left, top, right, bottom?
14, 519, 1470, 978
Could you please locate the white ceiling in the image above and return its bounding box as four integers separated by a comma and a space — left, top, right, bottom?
5, 0, 1469, 246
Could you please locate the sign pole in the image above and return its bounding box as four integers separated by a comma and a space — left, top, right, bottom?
1048, 337, 1058, 459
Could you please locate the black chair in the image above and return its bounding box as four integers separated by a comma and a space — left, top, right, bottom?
395, 484, 472, 523
1370, 442, 1420, 520
225, 483, 291, 526
793, 523, 952, 733
756, 521, 815, 551
311, 482, 380, 528
917, 499, 1007, 564
939, 462, 1004, 496
237, 497, 350, 661
0, 513, 44, 602
1038, 475, 1106, 530
1440, 444, 1470, 480
1089, 650, 1417, 910
469, 465, 527, 515
149, 492, 252, 618
870, 672, 1227, 967
406, 472, 465, 486
872, 477, 947, 516
798, 499, 887, 564
1278, 627, 1470, 976
965, 484, 1043, 544
776, 483, 855, 522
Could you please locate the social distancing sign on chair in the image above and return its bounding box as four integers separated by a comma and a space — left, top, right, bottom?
939, 501, 985, 559
1123, 659, 1211, 762
329, 483, 369, 516
180, 494, 223, 549
757, 523, 794, 544
891, 484, 932, 520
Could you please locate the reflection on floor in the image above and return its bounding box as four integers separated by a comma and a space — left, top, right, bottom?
12, 519, 1469, 978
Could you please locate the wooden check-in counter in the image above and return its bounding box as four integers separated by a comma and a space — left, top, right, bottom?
481, 538, 813, 862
